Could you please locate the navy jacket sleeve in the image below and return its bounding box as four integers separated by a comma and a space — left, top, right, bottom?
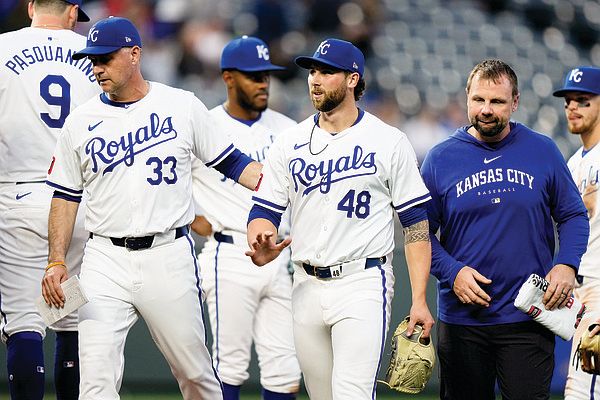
421, 151, 465, 287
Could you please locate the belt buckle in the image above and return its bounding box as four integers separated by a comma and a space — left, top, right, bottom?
313, 265, 318, 277
124, 237, 137, 251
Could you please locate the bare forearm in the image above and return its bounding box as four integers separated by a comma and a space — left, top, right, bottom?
247, 218, 277, 247
238, 161, 263, 190
48, 198, 79, 263
404, 220, 432, 303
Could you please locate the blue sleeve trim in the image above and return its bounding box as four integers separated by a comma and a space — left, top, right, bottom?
252, 196, 287, 212
394, 193, 431, 212
213, 149, 253, 182
46, 180, 83, 195
205, 144, 235, 168
397, 203, 428, 228
248, 204, 282, 229
52, 191, 82, 203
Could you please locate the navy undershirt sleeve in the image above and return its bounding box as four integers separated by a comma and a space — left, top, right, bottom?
247, 204, 282, 229
213, 149, 253, 182
397, 203, 428, 227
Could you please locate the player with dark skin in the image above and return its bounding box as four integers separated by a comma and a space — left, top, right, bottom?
192, 70, 271, 236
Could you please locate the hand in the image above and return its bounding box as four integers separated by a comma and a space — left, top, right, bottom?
453, 266, 492, 307
406, 300, 435, 339
245, 231, 292, 266
41, 263, 68, 308
190, 215, 212, 236
543, 264, 575, 310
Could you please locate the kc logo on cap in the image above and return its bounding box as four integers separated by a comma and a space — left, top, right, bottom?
295, 38, 365, 77
553, 66, 600, 97
73, 17, 142, 60
220, 36, 285, 72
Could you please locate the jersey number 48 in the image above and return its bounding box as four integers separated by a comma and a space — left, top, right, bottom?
337, 189, 371, 219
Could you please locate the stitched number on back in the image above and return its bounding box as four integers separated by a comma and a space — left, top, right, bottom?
146, 156, 178, 185
40, 75, 71, 128
337, 189, 371, 219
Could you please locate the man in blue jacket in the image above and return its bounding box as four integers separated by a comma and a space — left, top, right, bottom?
421, 59, 589, 399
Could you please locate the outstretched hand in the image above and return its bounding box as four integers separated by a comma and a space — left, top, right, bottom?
245, 231, 292, 266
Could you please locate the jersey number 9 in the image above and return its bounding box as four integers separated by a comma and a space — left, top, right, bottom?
39, 74, 71, 129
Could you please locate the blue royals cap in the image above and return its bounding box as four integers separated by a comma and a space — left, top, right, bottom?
72, 17, 142, 60
65, 0, 90, 22
220, 35, 285, 72
553, 66, 600, 97
295, 38, 364, 77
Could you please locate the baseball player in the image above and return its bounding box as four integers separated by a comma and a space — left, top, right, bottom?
0, 1, 96, 399
422, 59, 589, 399
554, 66, 600, 399
41, 17, 262, 399
191, 36, 301, 400
246, 38, 435, 399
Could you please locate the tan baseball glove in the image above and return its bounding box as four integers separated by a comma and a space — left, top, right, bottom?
378, 316, 436, 394
579, 323, 600, 374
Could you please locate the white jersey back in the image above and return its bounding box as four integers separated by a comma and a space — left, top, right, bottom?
568, 145, 600, 279
0, 27, 99, 182
192, 106, 295, 233
48, 82, 235, 237
253, 110, 431, 266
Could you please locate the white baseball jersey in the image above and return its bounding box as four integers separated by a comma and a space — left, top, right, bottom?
567, 145, 600, 279
192, 106, 295, 233
0, 27, 98, 183
565, 145, 600, 399
253, 110, 431, 266
48, 81, 235, 237
0, 26, 98, 338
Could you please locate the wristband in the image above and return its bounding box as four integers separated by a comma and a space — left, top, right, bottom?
46, 261, 66, 271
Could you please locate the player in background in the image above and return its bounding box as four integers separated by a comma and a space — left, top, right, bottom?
41, 17, 262, 399
191, 36, 301, 400
246, 38, 434, 399
0, 1, 96, 399
421, 59, 589, 399
553, 66, 600, 399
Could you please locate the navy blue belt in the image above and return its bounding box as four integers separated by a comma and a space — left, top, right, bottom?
89, 226, 188, 251
214, 232, 234, 244
303, 256, 386, 278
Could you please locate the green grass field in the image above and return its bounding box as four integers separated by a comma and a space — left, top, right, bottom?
115, 393, 565, 400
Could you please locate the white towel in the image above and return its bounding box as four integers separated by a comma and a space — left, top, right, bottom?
514, 273, 586, 340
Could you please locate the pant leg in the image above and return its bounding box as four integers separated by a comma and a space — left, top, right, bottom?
198, 241, 256, 386
291, 269, 334, 400
135, 235, 223, 400
328, 264, 394, 400
254, 249, 301, 394
495, 321, 554, 400
78, 238, 139, 400
437, 321, 496, 400
565, 277, 600, 400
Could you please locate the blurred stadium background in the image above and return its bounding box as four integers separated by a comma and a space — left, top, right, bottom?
1, 0, 597, 397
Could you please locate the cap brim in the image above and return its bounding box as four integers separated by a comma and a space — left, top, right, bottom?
295, 56, 349, 73
72, 46, 123, 60
553, 87, 600, 97
234, 65, 286, 72
77, 8, 90, 22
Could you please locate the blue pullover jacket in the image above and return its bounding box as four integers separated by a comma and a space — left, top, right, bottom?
421, 122, 589, 325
